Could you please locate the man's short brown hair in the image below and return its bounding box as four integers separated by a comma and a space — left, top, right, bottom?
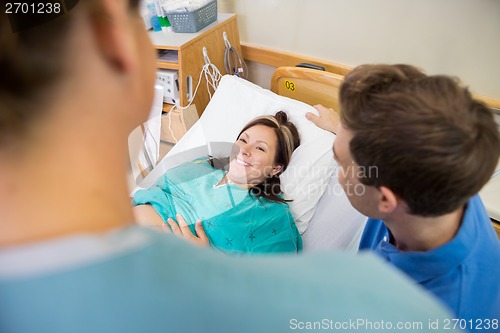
340, 64, 500, 216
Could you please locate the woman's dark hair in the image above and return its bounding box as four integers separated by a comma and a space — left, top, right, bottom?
210, 111, 300, 203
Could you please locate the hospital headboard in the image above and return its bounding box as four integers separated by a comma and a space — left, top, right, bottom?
271, 66, 344, 112
271, 66, 367, 251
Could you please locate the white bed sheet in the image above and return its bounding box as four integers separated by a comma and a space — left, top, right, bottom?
302, 172, 367, 252
136, 75, 367, 252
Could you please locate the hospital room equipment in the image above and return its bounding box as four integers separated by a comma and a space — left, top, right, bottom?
164, 0, 217, 33
156, 69, 180, 104
223, 31, 248, 78
133, 68, 368, 252
160, 47, 221, 145
146, 1, 162, 32
149, 13, 241, 118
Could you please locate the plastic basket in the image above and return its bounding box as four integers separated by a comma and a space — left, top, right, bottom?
166, 0, 218, 33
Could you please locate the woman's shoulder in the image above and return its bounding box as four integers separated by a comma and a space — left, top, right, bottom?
164, 157, 216, 181
250, 191, 289, 206
191, 156, 210, 164
251, 196, 291, 215
174, 157, 215, 170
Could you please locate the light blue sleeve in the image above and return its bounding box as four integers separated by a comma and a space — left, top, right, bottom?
0, 227, 460, 333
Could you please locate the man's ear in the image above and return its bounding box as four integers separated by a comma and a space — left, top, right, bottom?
378, 186, 398, 214
90, 0, 135, 72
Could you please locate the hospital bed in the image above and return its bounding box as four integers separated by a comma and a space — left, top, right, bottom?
134, 67, 368, 252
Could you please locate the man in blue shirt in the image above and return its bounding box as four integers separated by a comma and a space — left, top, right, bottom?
309, 64, 500, 329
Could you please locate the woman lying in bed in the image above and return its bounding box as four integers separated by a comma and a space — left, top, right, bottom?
133, 111, 302, 254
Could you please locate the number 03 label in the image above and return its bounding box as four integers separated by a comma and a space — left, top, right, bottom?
284, 80, 296, 92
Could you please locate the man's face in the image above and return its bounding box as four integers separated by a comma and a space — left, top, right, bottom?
332, 124, 381, 218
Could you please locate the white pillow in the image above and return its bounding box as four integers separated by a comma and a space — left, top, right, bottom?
139, 75, 335, 233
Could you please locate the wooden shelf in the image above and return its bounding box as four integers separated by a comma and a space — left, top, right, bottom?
149, 13, 241, 117
157, 61, 179, 70
162, 103, 175, 113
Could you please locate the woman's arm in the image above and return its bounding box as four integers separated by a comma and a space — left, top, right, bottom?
133, 204, 165, 232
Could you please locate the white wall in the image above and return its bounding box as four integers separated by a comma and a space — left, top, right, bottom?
219, 0, 500, 99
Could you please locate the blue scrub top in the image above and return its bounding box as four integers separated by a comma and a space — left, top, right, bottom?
359, 195, 500, 329
0, 226, 460, 333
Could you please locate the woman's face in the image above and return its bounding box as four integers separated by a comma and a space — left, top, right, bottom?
227, 125, 283, 187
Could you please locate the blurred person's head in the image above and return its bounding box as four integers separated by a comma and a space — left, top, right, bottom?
0, 0, 156, 152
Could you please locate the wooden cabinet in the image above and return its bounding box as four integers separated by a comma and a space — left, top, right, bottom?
149, 13, 241, 159
493, 220, 500, 240
149, 13, 241, 117
159, 104, 199, 158
131, 15, 241, 183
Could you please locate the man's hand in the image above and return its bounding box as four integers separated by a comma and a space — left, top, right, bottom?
306, 104, 340, 134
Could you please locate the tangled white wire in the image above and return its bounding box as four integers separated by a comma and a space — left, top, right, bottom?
167, 60, 222, 143
202, 61, 223, 100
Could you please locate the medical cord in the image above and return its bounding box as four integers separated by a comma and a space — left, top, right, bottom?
224, 43, 248, 79
167, 61, 222, 143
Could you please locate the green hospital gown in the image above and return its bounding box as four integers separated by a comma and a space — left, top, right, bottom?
132, 158, 302, 254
